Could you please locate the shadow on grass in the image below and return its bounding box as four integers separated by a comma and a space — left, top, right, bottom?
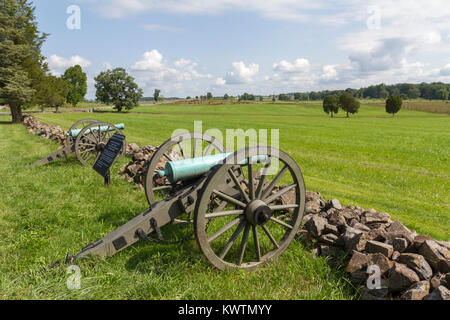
0, 120, 13, 125
123, 222, 201, 274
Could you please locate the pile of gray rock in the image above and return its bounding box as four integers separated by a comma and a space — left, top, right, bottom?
119, 143, 158, 188
23, 116, 67, 145
300, 191, 450, 300
119, 143, 182, 188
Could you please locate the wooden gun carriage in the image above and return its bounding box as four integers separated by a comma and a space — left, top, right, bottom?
30, 119, 126, 167
74, 132, 306, 270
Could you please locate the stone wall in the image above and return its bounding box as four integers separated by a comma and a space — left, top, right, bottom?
23, 116, 67, 145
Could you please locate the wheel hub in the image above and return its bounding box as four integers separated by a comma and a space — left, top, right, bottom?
245, 199, 272, 226
96, 142, 106, 152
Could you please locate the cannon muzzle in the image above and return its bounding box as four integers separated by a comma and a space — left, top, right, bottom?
157, 153, 269, 183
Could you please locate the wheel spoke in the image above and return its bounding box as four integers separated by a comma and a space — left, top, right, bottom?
193, 138, 198, 158
205, 209, 244, 219
261, 165, 288, 200
269, 217, 293, 230
252, 225, 261, 262
177, 142, 186, 159
237, 223, 250, 265
269, 204, 299, 211
255, 160, 271, 199
212, 189, 246, 208
264, 183, 297, 204
207, 216, 241, 243
152, 185, 172, 191
163, 153, 173, 161
227, 168, 250, 203
203, 142, 214, 156
219, 220, 246, 259
248, 163, 254, 200
261, 225, 280, 249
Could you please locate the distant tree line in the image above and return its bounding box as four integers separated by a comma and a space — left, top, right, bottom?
291, 82, 450, 101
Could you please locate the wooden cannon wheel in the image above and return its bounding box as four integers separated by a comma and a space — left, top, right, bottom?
66, 119, 99, 145
194, 146, 306, 270
144, 132, 226, 207
74, 122, 126, 167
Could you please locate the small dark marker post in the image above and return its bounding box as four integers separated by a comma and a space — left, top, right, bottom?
104, 169, 111, 187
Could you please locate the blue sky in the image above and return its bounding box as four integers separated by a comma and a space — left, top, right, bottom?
34, 0, 450, 98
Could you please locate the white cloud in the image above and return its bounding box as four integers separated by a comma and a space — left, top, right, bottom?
143, 24, 183, 32
440, 63, 450, 76
223, 61, 259, 84
130, 49, 211, 95
131, 50, 164, 72
215, 77, 226, 86
77, 0, 324, 21
273, 58, 310, 73
321, 65, 339, 81
46, 54, 92, 70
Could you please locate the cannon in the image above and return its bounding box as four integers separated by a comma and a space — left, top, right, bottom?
74, 132, 306, 270
30, 119, 126, 167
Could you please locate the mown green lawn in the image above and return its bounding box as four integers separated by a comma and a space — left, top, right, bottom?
0, 112, 353, 300
0, 101, 448, 299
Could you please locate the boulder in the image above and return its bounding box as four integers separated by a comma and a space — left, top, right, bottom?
423, 286, 450, 300
392, 251, 400, 261
304, 215, 328, 237
304, 201, 321, 214
430, 274, 443, 290
365, 240, 394, 258
341, 228, 368, 252
388, 263, 420, 293
393, 237, 408, 253
419, 240, 450, 271
323, 223, 340, 236
327, 211, 347, 227
413, 235, 434, 250
319, 233, 339, 246
401, 281, 430, 300
385, 220, 415, 245
341, 208, 360, 221
326, 198, 342, 210
368, 253, 394, 275
398, 253, 433, 280
359, 287, 388, 300
346, 251, 369, 273
363, 211, 391, 224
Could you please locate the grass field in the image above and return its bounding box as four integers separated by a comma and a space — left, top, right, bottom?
0, 101, 448, 299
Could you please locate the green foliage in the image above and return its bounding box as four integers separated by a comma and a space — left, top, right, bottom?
278, 93, 290, 101
62, 65, 87, 107
94, 68, 143, 112
223, 93, 229, 100
339, 92, 360, 117
0, 0, 48, 122
206, 92, 213, 100
385, 95, 403, 116
239, 92, 255, 101
153, 88, 161, 102
323, 95, 339, 117
35, 75, 68, 112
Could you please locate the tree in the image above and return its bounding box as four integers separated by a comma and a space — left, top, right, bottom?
36, 75, 68, 112
278, 93, 290, 101
339, 92, 360, 117
385, 95, 403, 117
206, 92, 213, 100
62, 65, 87, 107
224, 93, 229, 100
323, 95, 339, 117
94, 68, 143, 112
407, 87, 420, 99
153, 88, 161, 102
0, 0, 48, 123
